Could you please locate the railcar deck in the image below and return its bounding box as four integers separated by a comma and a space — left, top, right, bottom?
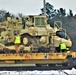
0, 52, 75, 70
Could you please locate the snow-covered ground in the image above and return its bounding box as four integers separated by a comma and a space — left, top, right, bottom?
0, 68, 76, 75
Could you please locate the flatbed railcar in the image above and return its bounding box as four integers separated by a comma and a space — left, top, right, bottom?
0, 15, 75, 70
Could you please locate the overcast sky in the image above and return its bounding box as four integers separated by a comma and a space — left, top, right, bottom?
0, 0, 76, 15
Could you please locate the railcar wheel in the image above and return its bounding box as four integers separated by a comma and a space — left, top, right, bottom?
48, 64, 56, 67
67, 56, 74, 66
62, 63, 68, 67
35, 64, 42, 67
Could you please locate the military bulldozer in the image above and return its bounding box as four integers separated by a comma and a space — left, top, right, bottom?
0, 15, 72, 53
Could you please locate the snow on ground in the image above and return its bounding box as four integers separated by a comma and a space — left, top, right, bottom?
0, 68, 76, 75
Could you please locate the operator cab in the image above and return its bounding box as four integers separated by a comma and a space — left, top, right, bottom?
23, 15, 47, 27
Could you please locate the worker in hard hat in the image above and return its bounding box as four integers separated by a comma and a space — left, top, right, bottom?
14, 31, 21, 53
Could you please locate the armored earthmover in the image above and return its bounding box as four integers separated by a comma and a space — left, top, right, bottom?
0, 15, 72, 53
0, 15, 76, 69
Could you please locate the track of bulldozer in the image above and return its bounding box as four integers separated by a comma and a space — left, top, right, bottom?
21, 34, 39, 52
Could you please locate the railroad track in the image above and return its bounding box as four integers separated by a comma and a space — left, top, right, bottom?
0, 64, 75, 71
